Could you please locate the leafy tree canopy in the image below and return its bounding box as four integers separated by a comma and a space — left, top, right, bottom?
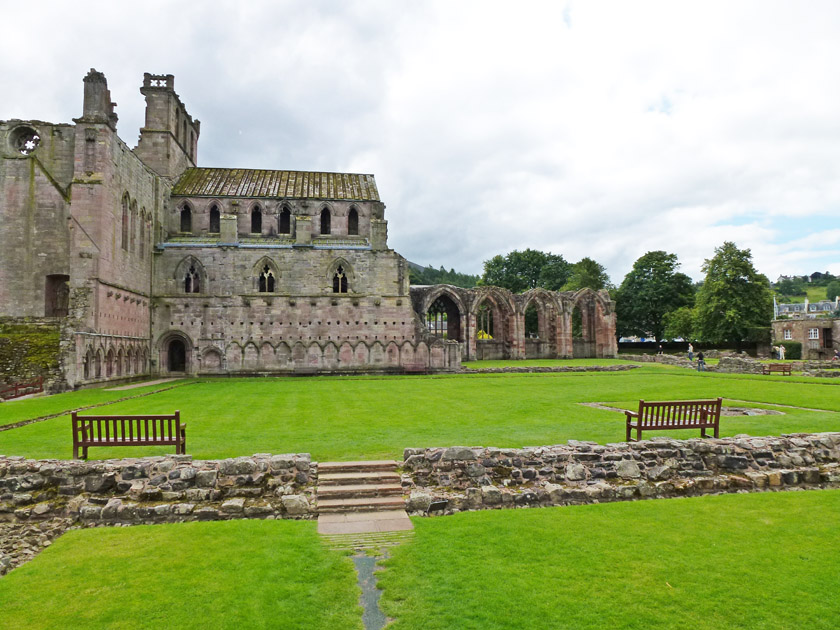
825, 280, 840, 302
615, 250, 694, 340
480, 249, 572, 293
663, 305, 696, 341
774, 277, 807, 298
694, 242, 773, 344
562, 257, 612, 292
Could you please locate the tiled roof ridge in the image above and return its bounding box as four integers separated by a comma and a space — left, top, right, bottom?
172, 167, 380, 201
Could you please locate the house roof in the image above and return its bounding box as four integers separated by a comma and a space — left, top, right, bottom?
171, 168, 380, 201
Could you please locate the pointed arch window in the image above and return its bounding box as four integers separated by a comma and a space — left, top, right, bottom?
279, 207, 291, 234
130, 201, 138, 253
180, 206, 192, 233
477, 302, 495, 338
139, 211, 146, 259
121, 195, 129, 250
348, 207, 359, 235
332, 265, 348, 293
320, 208, 331, 235
184, 264, 200, 293
209, 204, 220, 233
251, 206, 262, 234
258, 265, 275, 293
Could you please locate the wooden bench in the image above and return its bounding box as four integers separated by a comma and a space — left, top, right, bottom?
763, 363, 792, 376
72, 411, 185, 460
0, 376, 44, 400
625, 398, 722, 442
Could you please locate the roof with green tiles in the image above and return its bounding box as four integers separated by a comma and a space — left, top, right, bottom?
171, 168, 380, 201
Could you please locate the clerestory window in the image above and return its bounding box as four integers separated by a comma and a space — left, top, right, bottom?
279, 207, 291, 234
180, 207, 192, 233
209, 205, 220, 233
258, 265, 275, 292
184, 265, 200, 293
321, 208, 331, 235
348, 207, 359, 235
332, 265, 348, 293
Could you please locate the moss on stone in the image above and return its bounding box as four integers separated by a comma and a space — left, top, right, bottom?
0, 320, 60, 380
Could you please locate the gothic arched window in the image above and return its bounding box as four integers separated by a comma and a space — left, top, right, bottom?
348, 207, 359, 235
130, 201, 138, 253
332, 265, 348, 293
180, 206, 192, 233
258, 265, 275, 292
184, 265, 200, 293
320, 208, 331, 235
209, 205, 220, 233
139, 210, 146, 259
251, 206, 262, 234
121, 195, 129, 250
279, 207, 291, 234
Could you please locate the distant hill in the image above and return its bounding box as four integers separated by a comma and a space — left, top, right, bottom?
408, 262, 479, 288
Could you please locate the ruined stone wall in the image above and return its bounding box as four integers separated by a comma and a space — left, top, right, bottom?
0, 122, 74, 318
0, 452, 315, 575
167, 197, 383, 241
0, 319, 61, 385
0, 453, 315, 523
402, 433, 840, 514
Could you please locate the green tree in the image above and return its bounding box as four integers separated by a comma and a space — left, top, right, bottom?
694, 242, 773, 344
663, 306, 697, 341
826, 280, 840, 301
562, 257, 611, 292
775, 277, 807, 298
480, 249, 571, 293
615, 251, 695, 340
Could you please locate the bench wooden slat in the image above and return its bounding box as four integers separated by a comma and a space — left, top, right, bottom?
763, 364, 791, 376
72, 411, 184, 459
625, 398, 722, 442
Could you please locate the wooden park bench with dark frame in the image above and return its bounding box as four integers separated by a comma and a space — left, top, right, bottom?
625, 398, 722, 442
72, 411, 185, 460
763, 363, 792, 376
0, 376, 44, 401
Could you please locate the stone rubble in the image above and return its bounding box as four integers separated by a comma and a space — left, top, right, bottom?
0, 452, 316, 576
401, 433, 840, 515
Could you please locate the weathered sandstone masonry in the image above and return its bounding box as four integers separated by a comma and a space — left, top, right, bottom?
0, 453, 314, 575
402, 433, 840, 514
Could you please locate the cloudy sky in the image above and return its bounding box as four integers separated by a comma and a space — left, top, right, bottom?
2, 0, 839, 284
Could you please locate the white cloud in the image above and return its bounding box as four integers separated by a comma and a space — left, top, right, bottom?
2, 0, 839, 282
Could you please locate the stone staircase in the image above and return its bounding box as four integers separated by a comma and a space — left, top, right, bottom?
317, 460, 405, 513
316, 460, 413, 549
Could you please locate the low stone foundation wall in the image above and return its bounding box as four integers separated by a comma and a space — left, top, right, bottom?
462, 364, 638, 374
0, 453, 315, 575
402, 433, 840, 514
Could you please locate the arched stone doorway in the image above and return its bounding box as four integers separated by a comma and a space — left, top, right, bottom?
168, 339, 186, 372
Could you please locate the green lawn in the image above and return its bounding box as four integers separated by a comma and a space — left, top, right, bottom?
380, 490, 840, 629
0, 380, 191, 427
0, 519, 362, 630
1, 366, 838, 461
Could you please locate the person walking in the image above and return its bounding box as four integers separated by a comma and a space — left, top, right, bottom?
688, 342, 694, 361
697, 351, 705, 371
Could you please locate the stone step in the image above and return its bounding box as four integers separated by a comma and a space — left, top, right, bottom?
319, 471, 401, 485
317, 496, 405, 513
317, 483, 403, 499
320, 530, 415, 551
318, 460, 399, 474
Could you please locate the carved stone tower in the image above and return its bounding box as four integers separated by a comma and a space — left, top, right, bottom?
134, 73, 200, 178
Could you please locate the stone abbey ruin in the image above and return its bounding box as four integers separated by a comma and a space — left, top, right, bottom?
0, 70, 616, 389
